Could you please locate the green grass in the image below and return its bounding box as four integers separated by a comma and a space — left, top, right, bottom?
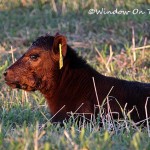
0, 0, 150, 149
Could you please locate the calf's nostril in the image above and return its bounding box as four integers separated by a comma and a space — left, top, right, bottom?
3, 71, 7, 76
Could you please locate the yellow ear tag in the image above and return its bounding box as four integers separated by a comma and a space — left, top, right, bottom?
59, 44, 63, 69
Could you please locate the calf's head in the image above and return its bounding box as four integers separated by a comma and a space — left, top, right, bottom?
4, 34, 67, 91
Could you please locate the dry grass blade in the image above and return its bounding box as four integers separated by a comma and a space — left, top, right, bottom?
64, 130, 78, 150
142, 37, 147, 58
51, 0, 57, 13
133, 45, 150, 51
145, 97, 150, 137
39, 105, 66, 130
106, 45, 113, 73
34, 122, 39, 150
132, 26, 136, 62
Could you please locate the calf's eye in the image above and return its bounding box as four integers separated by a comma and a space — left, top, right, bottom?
30, 54, 39, 60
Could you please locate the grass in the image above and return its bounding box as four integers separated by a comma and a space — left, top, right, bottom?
0, 0, 150, 149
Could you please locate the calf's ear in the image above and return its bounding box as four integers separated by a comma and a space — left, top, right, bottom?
52, 35, 67, 58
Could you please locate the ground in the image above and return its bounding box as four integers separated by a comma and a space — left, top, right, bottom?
0, 0, 150, 150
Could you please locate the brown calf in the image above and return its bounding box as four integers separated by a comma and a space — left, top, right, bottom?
4, 33, 150, 124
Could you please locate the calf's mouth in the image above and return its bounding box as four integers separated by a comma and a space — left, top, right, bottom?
4, 71, 42, 92
5, 81, 36, 91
